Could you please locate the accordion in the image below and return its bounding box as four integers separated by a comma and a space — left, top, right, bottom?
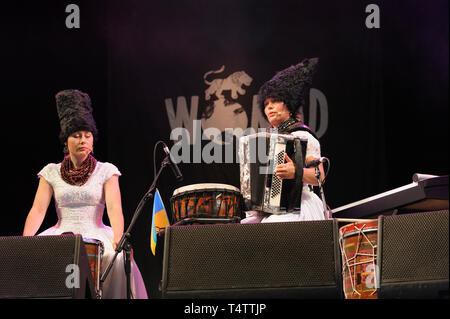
238, 132, 307, 214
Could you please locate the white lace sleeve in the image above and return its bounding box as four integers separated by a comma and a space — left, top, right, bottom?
37, 163, 58, 186
291, 131, 321, 159
306, 135, 321, 159
101, 162, 122, 183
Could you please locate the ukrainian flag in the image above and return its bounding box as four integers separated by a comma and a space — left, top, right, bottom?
151, 189, 170, 255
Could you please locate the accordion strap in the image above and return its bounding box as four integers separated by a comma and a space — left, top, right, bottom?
282, 123, 319, 140
286, 138, 304, 212
268, 119, 319, 139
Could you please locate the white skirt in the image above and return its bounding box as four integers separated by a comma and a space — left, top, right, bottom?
241, 186, 325, 223
38, 224, 148, 299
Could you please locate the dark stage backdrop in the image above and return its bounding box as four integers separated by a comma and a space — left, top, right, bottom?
2, 0, 448, 298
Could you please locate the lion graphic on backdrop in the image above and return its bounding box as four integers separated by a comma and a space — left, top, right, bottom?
203, 65, 253, 101
201, 65, 252, 140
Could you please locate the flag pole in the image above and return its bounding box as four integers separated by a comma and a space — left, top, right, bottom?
100, 155, 170, 299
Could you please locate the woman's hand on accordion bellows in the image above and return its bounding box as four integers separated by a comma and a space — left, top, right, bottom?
275, 153, 296, 179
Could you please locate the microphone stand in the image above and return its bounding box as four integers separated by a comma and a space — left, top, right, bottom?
314, 166, 330, 220
100, 155, 170, 299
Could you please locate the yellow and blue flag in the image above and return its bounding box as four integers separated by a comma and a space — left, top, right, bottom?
151, 189, 170, 255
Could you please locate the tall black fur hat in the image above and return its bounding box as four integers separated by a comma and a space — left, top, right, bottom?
258, 58, 319, 116
55, 89, 98, 143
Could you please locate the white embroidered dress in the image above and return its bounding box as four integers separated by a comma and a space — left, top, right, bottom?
37, 161, 148, 299
241, 130, 325, 223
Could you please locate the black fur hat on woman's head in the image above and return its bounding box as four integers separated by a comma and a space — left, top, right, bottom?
55, 89, 98, 144
258, 58, 319, 116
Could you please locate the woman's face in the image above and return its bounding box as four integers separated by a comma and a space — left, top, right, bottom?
264, 98, 290, 128
66, 131, 93, 159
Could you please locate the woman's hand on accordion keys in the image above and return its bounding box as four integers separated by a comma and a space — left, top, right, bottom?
274, 153, 296, 179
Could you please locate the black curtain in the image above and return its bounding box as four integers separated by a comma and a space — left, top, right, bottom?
2, 0, 448, 298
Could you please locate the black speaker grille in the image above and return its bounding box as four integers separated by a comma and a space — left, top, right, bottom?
0, 235, 80, 298
164, 220, 339, 292
380, 210, 449, 283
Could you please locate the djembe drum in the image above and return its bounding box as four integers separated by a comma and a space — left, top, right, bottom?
170, 183, 243, 225
339, 220, 378, 299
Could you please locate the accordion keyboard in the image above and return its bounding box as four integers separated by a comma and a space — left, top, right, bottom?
269, 144, 286, 206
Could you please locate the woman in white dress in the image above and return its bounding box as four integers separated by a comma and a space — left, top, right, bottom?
241, 58, 326, 223
23, 89, 148, 299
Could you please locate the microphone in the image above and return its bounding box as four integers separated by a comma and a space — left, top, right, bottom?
163, 144, 183, 182
306, 157, 328, 168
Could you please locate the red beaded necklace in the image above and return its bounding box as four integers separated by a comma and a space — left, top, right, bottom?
60, 154, 97, 186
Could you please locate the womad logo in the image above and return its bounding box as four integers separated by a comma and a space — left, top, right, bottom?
165, 65, 328, 164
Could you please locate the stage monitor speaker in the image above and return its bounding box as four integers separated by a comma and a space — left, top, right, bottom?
0, 234, 95, 299
161, 220, 342, 298
378, 210, 449, 299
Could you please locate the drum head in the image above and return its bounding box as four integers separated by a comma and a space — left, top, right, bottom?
83, 237, 103, 246
339, 220, 378, 239
172, 183, 240, 196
